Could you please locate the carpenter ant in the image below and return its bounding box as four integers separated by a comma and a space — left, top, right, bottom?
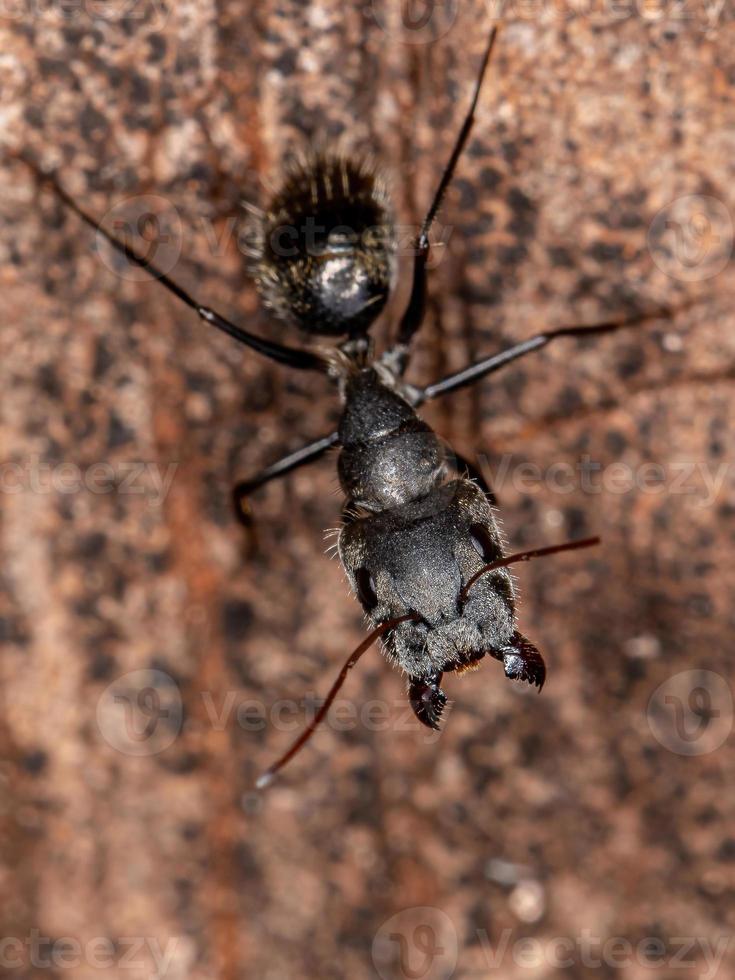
22, 26, 686, 787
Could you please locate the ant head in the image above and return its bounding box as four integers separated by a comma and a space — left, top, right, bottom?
248, 153, 396, 338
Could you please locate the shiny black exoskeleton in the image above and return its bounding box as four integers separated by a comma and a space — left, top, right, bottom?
248, 154, 395, 337
240, 133, 546, 728
337, 366, 544, 729
35, 25, 649, 784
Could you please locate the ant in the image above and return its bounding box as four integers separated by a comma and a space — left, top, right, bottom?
22, 26, 687, 787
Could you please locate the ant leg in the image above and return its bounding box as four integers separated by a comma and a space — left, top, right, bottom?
499, 632, 546, 690
409, 670, 447, 730
393, 27, 499, 359
233, 431, 339, 526
418, 304, 695, 403
23, 158, 326, 373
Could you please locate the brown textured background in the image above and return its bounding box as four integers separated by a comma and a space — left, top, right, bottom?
1, 1, 734, 978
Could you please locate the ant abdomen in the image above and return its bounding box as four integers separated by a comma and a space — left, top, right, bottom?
248, 153, 395, 337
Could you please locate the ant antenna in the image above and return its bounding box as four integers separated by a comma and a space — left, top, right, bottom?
395, 25, 499, 349
417, 26, 499, 247
256, 613, 417, 789
16, 155, 326, 372
459, 536, 601, 604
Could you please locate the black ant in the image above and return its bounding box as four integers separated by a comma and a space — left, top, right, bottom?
22, 26, 687, 787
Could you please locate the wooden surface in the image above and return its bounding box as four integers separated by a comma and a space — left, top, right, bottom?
1, 2, 734, 978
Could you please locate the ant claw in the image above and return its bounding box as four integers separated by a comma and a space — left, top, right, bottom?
409, 672, 447, 730
502, 632, 546, 691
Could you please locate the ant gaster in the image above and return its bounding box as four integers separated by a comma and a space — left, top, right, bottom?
25, 26, 679, 786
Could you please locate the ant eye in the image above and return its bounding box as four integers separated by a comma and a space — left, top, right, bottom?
469, 523, 498, 563
355, 567, 378, 610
